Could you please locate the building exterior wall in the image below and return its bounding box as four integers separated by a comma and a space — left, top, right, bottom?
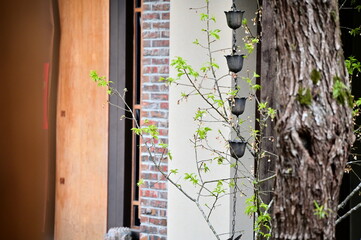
168, 0, 256, 239
139, 1, 170, 239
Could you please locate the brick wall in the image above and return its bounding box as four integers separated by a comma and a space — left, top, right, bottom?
139, 1, 170, 239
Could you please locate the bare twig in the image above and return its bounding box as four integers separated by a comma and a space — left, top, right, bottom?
336, 201, 361, 225
338, 181, 361, 210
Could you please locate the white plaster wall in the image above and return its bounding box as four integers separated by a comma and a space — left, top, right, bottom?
169, 0, 257, 239
232, 1, 258, 239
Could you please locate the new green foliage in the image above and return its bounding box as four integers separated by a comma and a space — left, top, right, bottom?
310, 69, 321, 84
332, 76, 353, 108
297, 86, 312, 106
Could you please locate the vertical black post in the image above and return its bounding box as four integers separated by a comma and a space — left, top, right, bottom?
108, 0, 128, 229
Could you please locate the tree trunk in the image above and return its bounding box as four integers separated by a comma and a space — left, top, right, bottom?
269, 1, 354, 239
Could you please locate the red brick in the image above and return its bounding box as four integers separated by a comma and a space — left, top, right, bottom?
153, 4, 170, 11
143, 22, 151, 29
152, 58, 169, 65
141, 198, 150, 206
152, 39, 169, 47
150, 200, 167, 208
143, 58, 152, 65
158, 66, 169, 74
158, 228, 167, 235
139, 3, 169, 236
143, 84, 161, 92
141, 173, 158, 180
149, 217, 167, 226
151, 93, 168, 101
141, 216, 150, 224
161, 31, 169, 38
142, 31, 160, 39
158, 192, 168, 199
158, 210, 167, 217
160, 103, 168, 109
158, 129, 168, 137
141, 225, 158, 234
143, 40, 152, 47
143, 3, 152, 11
144, 48, 169, 56
153, 22, 170, 30
140, 234, 148, 240
142, 101, 160, 109
149, 111, 168, 118
143, 66, 158, 74
161, 12, 170, 20
142, 93, 150, 100
143, 13, 160, 20
140, 189, 159, 198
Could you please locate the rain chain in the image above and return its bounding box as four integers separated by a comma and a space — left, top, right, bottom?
224, 1, 246, 240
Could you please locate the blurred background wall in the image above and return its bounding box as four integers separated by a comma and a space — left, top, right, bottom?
0, 0, 58, 239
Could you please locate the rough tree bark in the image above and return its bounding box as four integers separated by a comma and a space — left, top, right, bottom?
269, 1, 354, 239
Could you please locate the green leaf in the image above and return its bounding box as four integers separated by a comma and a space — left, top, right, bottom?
297, 87, 312, 106
267, 108, 276, 119
229, 179, 235, 188
90, 70, 110, 87
159, 143, 168, 148
349, 26, 361, 36
194, 110, 206, 120
137, 178, 144, 186
228, 90, 238, 96
210, 62, 219, 69
252, 84, 261, 90
196, 127, 212, 140
242, 18, 248, 25
203, 163, 210, 173
215, 156, 225, 165
131, 127, 143, 135
210, 29, 221, 40
310, 69, 321, 84
258, 102, 268, 110
184, 173, 199, 185
333, 77, 353, 108
200, 13, 209, 21
212, 180, 226, 194
170, 169, 178, 174
167, 151, 173, 160
313, 201, 328, 219
345, 56, 361, 76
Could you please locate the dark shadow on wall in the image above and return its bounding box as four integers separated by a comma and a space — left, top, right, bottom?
0, 0, 59, 239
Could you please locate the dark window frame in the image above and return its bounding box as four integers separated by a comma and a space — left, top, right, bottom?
108, 0, 142, 236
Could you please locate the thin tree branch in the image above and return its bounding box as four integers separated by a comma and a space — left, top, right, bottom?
336, 201, 361, 225
338, 181, 361, 210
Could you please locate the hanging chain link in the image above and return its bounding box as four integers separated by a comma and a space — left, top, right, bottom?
233, 30, 237, 55
231, 0, 239, 238
231, 158, 239, 239
231, 0, 237, 55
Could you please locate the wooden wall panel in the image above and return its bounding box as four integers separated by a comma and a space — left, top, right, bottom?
55, 0, 109, 239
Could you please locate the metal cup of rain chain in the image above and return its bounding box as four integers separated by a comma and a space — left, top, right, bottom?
224, 10, 245, 30
225, 54, 245, 73
228, 97, 246, 117
229, 140, 247, 159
